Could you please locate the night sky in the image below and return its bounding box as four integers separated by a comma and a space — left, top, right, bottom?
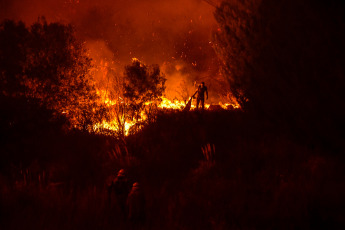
1, 0, 224, 101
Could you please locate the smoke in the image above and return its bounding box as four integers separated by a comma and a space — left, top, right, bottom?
1, 0, 224, 101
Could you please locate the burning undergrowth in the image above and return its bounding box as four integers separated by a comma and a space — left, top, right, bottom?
89, 55, 240, 136
0, 0, 241, 136
83, 38, 240, 136
0, 18, 239, 138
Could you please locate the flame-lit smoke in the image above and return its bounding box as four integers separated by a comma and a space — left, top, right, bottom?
1, 0, 217, 64
1, 0, 228, 99
1, 0, 240, 135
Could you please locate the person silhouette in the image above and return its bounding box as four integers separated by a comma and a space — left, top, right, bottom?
108, 169, 131, 218
196, 82, 208, 110
127, 182, 146, 225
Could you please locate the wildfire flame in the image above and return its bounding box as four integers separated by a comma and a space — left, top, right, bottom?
90, 88, 240, 136
81, 57, 241, 136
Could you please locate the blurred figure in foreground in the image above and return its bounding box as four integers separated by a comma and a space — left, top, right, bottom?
107, 169, 131, 218
127, 182, 146, 226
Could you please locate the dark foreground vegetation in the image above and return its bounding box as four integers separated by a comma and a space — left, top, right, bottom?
1, 0, 345, 229
1, 109, 345, 230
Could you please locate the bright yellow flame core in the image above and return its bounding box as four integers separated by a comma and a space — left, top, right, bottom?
91, 90, 240, 136
159, 98, 185, 109
93, 120, 134, 136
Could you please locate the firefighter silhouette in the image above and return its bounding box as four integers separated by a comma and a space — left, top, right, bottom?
108, 169, 131, 218
127, 182, 146, 225
195, 82, 208, 110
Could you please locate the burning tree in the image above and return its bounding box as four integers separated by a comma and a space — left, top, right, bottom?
0, 18, 102, 131
93, 65, 131, 138
123, 58, 166, 134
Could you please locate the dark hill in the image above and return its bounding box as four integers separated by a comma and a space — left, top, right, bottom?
1, 109, 345, 229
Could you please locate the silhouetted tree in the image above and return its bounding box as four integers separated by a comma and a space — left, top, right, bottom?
123, 58, 166, 132
0, 20, 56, 147
0, 18, 102, 131
0, 20, 28, 96
213, 0, 345, 146
213, 0, 260, 106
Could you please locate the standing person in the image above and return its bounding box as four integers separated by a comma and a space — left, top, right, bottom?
127, 182, 146, 226
196, 82, 208, 110
109, 169, 131, 219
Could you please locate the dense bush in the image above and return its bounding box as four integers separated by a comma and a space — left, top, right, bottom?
213, 0, 345, 150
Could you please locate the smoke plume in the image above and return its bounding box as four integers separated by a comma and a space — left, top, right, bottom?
1, 0, 224, 101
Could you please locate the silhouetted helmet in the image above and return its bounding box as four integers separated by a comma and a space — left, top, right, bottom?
117, 169, 125, 177
201, 82, 205, 85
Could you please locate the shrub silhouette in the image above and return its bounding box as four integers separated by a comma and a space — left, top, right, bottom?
213, 0, 345, 149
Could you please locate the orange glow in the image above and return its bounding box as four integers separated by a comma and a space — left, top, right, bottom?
79, 56, 242, 136
90, 88, 240, 136
1, 0, 240, 136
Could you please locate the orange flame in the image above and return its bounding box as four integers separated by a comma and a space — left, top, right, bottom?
74, 58, 241, 136
90, 91, 240, 136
